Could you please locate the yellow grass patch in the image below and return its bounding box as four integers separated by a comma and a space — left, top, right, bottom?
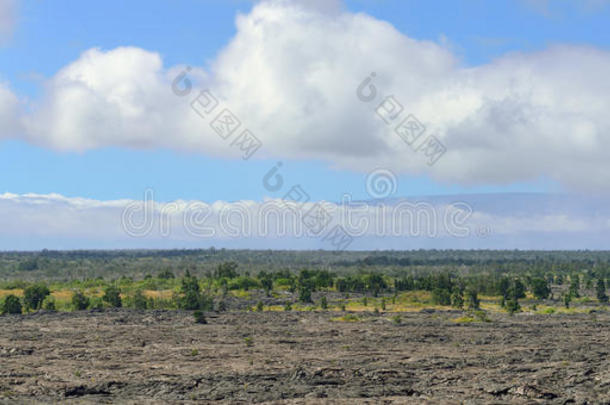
0, 289, 23, 298
143, 290, 173, 300
51, 290, 74, 300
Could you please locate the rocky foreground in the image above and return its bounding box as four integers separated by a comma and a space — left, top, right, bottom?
0, 309, 609, 404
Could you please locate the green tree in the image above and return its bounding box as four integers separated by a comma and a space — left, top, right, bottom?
103, 285, 122, 308
531, 278, 551, 300
451, 289, 464, 309
506, 298, 521, 315
2, 295, 22, 315
132, 289, 148, 310
71, 291, 90, 310
320, 296, 328, 310
260, 276, 273, 297
511, 279, 526, 299
432, 288, 451, 306
596, 278, 608, 303
157, 269, 175, 279
563, 293, 572, 308
465, 288, 480, 310
23, 283, 50, 311
298, 285, 312, 303
569, 275, 580, 298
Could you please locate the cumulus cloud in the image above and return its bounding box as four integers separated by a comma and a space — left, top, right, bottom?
0, 192, 608, 250
13, 0, 610, 190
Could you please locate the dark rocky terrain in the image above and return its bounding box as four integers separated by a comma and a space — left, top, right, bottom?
1, 309, 609, 404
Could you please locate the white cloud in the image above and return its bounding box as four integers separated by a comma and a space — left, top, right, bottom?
0, 0, 15, 41
0, 192, 608, 250
0, 81, 19, 137
13, 0, 610, 191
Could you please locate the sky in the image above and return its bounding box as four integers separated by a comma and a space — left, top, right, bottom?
0, 0, 609, 250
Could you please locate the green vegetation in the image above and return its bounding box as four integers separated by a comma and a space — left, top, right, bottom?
193, 310, 207, 324
0, 250, 608, 316
103, 285, 122, 308
23, 283, 50, 311
1, 294, 22, 314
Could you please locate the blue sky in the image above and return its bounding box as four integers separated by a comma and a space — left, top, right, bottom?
2, 0, 607, 203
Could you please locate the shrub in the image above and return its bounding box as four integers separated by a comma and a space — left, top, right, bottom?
256, 301, 264, 312
182, 290, 201, 310
506, 299, 521, 315
390, 315, 401, 325
596, 278, 608, 303
336, 314, 360, 322
474, 310, 491, 322
465, 288, 480, 310
432, 288, 451, 306
71, 291, 90, 310
103, 285, 122, 308
320, 296, 328, 310
193, 310, 207, 324
283, 302, 292, 311
132, 290, 147, 310
157, 270, 175, 279
2, 295, 22, 315
23, 283, 51, 311
564, 293, 572, 308
89, 297, 104, 309
531, 278, 551, 300
244, 336, 254, 347
451, 290, 464, 309
42, 296, 56, 311
298, 285, 312, 303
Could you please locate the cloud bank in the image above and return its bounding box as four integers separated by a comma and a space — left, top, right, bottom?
4, 0, 610, 190
1, 192, 609, 250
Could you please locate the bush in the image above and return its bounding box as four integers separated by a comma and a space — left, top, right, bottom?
132, 289, 147, 310
103, 285, 122, 308
596, 278, 608, 303
298, 285, 312, 303
23, 283, 51, 311
320, 296, 328, 310
157, 270, 175, 279
451, 290, 464, 309
71, 291, 90, 310
2, 295, 22, 314
27, 283, 46, 301
531, 278, 550, 300
193, 310, 207, 324
506, 299, 521, 315
256, 301, 264, 312
42, 296, 56, 311
465, 288, 480, 310
432, 288, 451, 306
283, 302, 292, 311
